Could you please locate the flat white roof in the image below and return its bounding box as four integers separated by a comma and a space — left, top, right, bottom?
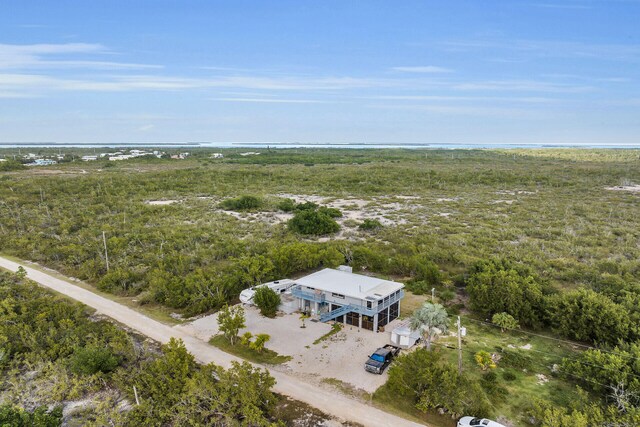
294, 268, 403, 300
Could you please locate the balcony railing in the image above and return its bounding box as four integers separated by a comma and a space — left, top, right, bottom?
290, 286, 325, 303
291, 286, 404, 319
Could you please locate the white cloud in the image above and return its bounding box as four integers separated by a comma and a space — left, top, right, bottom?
370, 95, 557, 103
0, 43, 161, 70
452, 79, 593, 93
0, 72, 397, 95
212, 97, 325, 103
440, 38, 640, 61
366, 103, 546, 118
532, 3, 592, 9
392, 66, 453, 73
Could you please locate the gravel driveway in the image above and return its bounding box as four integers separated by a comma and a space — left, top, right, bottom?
182, 305, 401, 393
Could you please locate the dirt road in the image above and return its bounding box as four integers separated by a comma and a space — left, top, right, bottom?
0, 256, 425, 427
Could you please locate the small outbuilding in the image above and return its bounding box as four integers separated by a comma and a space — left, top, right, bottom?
390, 323, 421, 348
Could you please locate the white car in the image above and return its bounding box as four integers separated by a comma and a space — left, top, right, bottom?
457, 417, 506, 427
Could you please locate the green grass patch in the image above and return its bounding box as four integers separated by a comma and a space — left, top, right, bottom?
372, 385, 455, 427
321, 377, 371, 401
313, 322, 343, 345
209, 334, 292, 365
436, 318, 583, 425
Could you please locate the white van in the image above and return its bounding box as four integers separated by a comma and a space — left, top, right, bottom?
457, 417, 506, 427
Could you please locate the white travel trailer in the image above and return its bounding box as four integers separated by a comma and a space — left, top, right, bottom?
239, 279, 296, 304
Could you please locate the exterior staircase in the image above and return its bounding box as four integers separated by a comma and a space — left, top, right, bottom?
320, 304, 354, 322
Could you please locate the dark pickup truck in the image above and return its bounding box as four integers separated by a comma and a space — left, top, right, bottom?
364, 344, 400, 374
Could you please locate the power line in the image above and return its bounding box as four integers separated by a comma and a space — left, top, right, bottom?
460, 316, 640, 364
430, 339, 640, 384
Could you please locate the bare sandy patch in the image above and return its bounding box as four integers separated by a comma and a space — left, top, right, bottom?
146, 199, 179, 205
496, 190, 536, 196
606, 185, 640, 193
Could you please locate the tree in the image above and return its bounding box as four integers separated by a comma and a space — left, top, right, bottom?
466, 259, 546, 328
0, 405, 62, 427
69, 345, 120, 375
15, 266, 27, 279
253, 286, 281, 318
409, 302, 449, 351
173, 361, 277, 426
475, 351, 496, 371
217, 305, 246, 345
0, 160, 25, 171
231, 255, 275, 290
546, 289, 631, 346
288, 210, 340, 235
386, 349, 491, 418
240, 331, 253, 346
250, 334, 270, 353
128, 338, 196, 424
299, 312, 309, 328
492, 312, 520, 332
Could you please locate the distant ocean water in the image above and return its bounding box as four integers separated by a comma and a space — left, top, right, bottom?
0, 142, 638, 149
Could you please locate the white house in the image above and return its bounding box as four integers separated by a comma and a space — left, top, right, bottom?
28, 159, 57, 166
290, 267, 404, 332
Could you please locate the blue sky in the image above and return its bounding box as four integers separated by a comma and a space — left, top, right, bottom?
1, 0, 639, 144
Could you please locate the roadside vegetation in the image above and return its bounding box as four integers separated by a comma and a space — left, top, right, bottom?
1, 147, 640, 425
0, 270, 340, 425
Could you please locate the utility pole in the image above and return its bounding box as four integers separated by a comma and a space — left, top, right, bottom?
102, 231, 110, 272
133, 386, 140, 405
457, 316, 463, 374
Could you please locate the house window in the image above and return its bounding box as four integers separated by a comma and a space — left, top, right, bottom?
361, 315, 374, 330
389, 302, 399, 322
331, 292, 345, 299
378, 309, 388, 328
346, 311, 359, 326
366, 300, 372, 309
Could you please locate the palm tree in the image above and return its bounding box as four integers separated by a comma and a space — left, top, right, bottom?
409, 302, 449, 351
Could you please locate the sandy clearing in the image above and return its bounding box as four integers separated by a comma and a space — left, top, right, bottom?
146, 199, 180, 205
0, 256, 425, 427
606, 185, 640, 193
185, 306, 398, 393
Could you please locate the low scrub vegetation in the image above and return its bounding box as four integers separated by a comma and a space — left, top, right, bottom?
219, 195, 263, 211
2, 147, 640, 425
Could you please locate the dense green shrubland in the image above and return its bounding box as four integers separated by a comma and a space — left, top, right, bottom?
379, 349, 491, 418
2, 148, 640, 425
0, 271, 301, 426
